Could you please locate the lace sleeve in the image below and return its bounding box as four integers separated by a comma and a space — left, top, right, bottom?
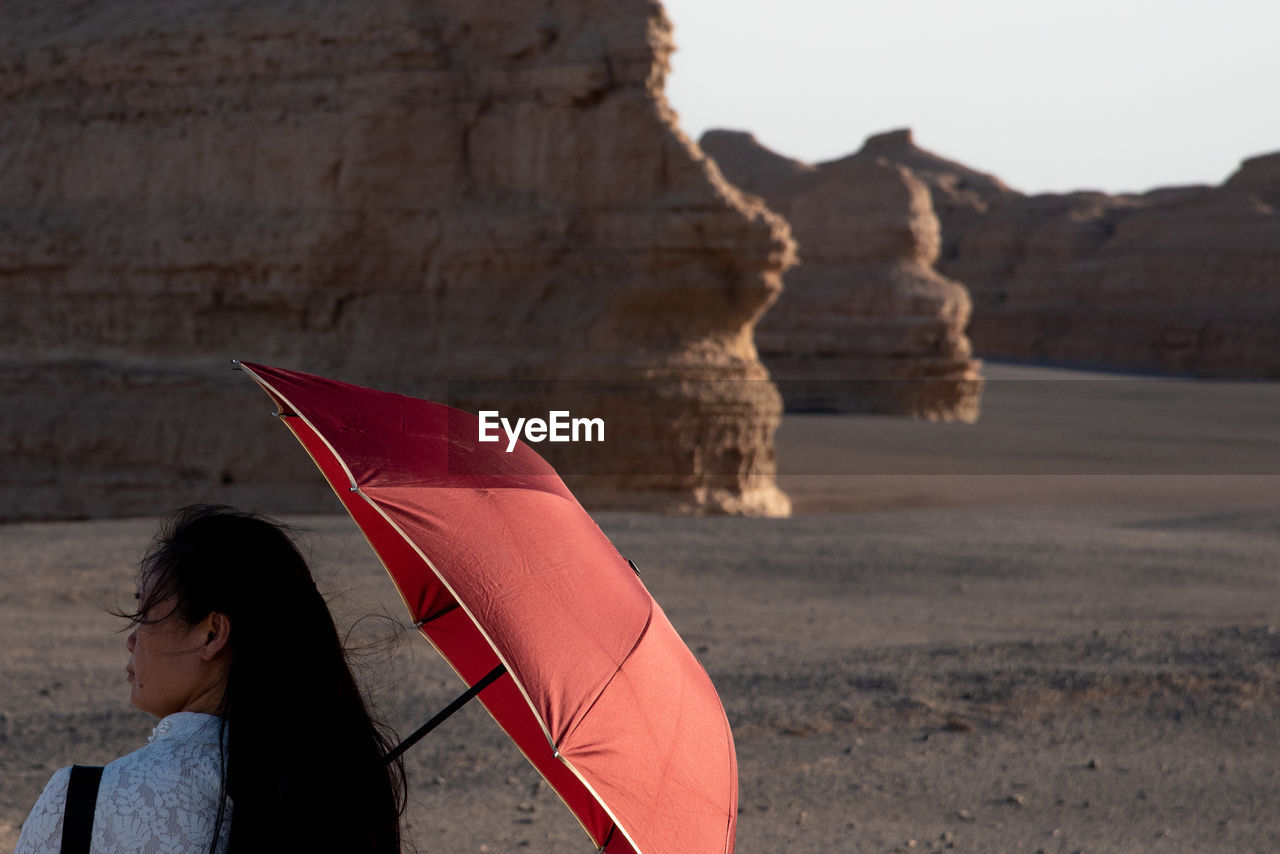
12, 766, 71, 854
13, 727, 229, 854
92, 736, 230, 854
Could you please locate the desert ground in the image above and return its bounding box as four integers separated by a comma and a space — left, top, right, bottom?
2, 363, 1278, 853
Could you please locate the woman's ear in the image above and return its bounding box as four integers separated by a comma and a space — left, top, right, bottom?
199, 612, 232, 660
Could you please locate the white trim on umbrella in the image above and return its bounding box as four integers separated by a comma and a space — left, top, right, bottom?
239, 362, 642, 854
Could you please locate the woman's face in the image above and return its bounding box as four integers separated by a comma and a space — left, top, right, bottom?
125, 583, 226, 718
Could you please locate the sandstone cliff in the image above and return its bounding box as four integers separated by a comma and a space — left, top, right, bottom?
701, 130, 982, 420
861, 130, 1280, 377
0, 0, 795, 520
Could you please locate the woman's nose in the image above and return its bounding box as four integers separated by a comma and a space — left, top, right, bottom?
126, 629, 136, 652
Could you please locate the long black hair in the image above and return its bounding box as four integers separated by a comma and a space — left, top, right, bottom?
125, 505, 405, 854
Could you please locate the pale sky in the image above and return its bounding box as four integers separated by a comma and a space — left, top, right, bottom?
660, 0, 1280, 195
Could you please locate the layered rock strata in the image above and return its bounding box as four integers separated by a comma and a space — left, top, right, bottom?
701, 130, 982, 420
0, 0, 795, 520
861, 130, 1280, 377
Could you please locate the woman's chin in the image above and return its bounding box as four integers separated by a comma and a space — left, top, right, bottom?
128, 687, 147, 714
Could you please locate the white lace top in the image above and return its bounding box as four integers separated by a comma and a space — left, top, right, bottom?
14, 712, 231, 854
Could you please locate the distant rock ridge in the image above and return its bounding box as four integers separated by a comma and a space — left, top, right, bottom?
853, 129, 1280, 377
699, 130, 816, 196
0, 0, 795, 521
1225, 151, 1280, 208
701, 129, 983, 421
854, 129, 1014, 208
843, 129, 1018, 266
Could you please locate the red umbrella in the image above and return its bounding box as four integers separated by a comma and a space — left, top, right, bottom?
236, 362, 737, 854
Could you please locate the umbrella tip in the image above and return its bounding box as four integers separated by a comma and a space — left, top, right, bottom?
230, 359, 242, 371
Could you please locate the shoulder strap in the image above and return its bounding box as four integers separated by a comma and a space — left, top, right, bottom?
61, 764, 104, 854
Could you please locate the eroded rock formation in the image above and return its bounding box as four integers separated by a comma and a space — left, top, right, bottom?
0, 0, 795, 520
862, 130, 1280, 377
701, 129, 982, 420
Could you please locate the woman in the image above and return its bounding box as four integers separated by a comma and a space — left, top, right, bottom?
15, 505, 406, 853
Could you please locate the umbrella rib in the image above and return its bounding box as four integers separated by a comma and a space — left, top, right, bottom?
414, 602, 459, 627
238, 364, 361, 492
556, 602, 655, 753
352, 491, 558, 745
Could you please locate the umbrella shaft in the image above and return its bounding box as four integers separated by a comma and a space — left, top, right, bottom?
384, 663, 508, 764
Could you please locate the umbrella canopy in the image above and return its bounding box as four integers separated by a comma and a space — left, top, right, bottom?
236, 362, 737, 854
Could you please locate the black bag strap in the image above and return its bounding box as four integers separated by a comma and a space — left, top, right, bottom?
61, 764, 104, 854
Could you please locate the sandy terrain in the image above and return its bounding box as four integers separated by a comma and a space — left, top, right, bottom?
3, 363, 1278, 853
